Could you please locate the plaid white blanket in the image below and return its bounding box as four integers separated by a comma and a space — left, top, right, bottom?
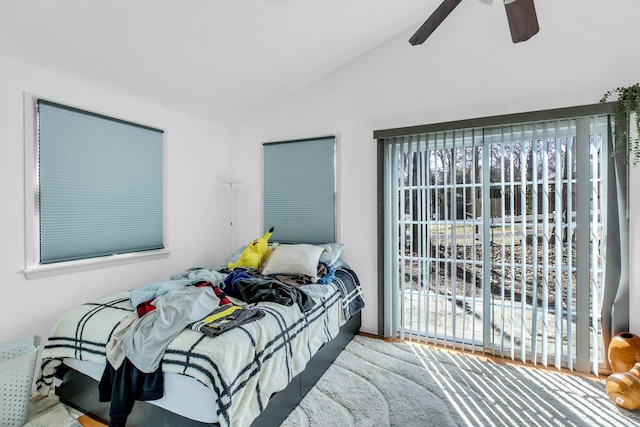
37, 268, 364, 427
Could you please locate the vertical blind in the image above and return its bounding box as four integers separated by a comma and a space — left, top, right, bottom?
38, 100, 164, 264
376, 105, 621, 374
263, 136, 335, 244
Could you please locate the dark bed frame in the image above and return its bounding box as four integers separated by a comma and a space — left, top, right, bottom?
55, 311, 361, 427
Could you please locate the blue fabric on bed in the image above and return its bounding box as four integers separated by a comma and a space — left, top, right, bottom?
317, 262, 335, 284
129, 279, 196, 307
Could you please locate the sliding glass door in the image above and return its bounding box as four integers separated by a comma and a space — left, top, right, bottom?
378, 108, 619, 374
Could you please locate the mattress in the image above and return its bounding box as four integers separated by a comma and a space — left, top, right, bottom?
62, 358, 219, 423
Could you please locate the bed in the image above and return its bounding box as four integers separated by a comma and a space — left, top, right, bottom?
36, 243, 365, 427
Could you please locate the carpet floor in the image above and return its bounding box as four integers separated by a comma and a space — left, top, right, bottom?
25, 335, 640, 426
22, 391, 81, 427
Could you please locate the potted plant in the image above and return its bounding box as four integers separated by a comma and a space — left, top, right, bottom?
601, 83, 640, 165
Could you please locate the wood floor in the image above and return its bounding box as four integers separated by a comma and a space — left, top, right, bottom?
359, 332, 610, 382
77, 415, 107, 427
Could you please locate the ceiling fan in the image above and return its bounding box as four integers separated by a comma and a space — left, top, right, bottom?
409, 0, 539, 46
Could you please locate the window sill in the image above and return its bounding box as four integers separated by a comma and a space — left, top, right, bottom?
23, 249, 170, 280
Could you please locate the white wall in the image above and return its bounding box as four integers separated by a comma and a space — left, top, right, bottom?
0, 54, 233, 343
232, 0, 640, 334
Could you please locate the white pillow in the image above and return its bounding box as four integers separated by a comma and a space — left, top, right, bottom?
261, 244, 324, 282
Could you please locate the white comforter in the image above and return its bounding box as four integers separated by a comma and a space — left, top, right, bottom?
38, 281, 352, 427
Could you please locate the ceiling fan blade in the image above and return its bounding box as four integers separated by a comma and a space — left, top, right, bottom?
504, 0, 539, 43
409, 0, 463, 46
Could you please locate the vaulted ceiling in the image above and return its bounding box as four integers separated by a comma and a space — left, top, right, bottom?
0, 0, 445, 125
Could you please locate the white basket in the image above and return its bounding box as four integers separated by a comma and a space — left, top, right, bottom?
0, 336, 40, 427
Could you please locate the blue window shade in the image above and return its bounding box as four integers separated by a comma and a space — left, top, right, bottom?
263, 136, 335, 244
37, 100, 164, 264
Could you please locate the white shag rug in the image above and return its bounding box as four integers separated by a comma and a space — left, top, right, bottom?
22, 391, 81, 427
281, 335, 640, 427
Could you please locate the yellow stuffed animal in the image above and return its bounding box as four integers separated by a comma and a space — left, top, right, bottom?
227, 227, 275, 270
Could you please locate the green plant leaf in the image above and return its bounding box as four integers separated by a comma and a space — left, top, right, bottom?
601, 83, 640, 165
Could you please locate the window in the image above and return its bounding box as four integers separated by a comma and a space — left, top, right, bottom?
263, 136, 336, 244
24, 95, 168, 278
375, 103, 628, 375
